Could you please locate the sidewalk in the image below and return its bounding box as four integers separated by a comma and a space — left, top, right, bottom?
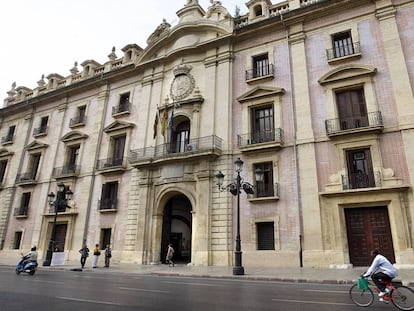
2, 257, 414, 286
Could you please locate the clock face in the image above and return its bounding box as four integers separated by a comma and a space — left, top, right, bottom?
170, 74, 194, 101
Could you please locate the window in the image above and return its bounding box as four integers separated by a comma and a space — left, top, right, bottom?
255, 162, 274, 197
2, 125, 15, 144
336, 89, 368, 130
16, 192, 31, 216
101, 228, 112, 249
113, 93, 130, 115
171, 120, 190, 153
70, 105, 86, 126
13, 231, 23, 249
99, 182, 118, 210
346, 148, 375, 189
251, 105, 274, 143
64, 145, 80, 174
257, 222, 275, 250
254, 4, 263, 16
110, 135, 126, 166
253, 54, 269, 78
33, 116, 48, 136
28, 153, 41, 179
0, 159, 7, 184
332, 31, 354, 58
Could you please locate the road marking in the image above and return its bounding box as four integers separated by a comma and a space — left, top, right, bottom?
57, 296, 123, 306
120, 287, 170, 293
303, 289, 348, 294
164, 281, 220, 287
24, 279, 64, 285
272, 298, 354, 306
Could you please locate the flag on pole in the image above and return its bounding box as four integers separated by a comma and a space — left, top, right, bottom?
169, 109, 174, 139
161, 109, 168, 137
153, 112, 158, 139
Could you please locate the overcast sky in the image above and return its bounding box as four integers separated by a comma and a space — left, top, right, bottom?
0, 0, 254, 102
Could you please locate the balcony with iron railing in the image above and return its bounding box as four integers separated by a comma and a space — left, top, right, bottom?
15, 172, 37, 185
96, 157, 126, 173
249, 182, 280, 202
238, 128, 283, 152
1, 134, 13, 145
112, 102, 130, 116
245, 64, 274, 81
129, 135, 223, 167
14, 206, 29, 218
52, 165, 80, 178
325, 111, 383, 137
33, 126, 48, 137
342, 171, 381, 190
69, 115, 87, 127
98, 198, 117, 212
326, 42, 361, 62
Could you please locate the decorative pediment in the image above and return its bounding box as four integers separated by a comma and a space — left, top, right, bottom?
318, 64, 377, 85
0, 148, 14, 158
104, 120, 135, 133
61, 131, 89, 143
237, 86, 285, 103
25, 140, 49, 151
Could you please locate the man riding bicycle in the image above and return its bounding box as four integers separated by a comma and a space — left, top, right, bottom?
363, 249, 397, 297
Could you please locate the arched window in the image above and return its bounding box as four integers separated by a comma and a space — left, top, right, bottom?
254, 4, 263, 17
171, 119, 190, 153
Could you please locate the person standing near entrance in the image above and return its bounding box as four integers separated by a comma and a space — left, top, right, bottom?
104, 244, 112, 267
166, 243, 175, 267
79, 244, 89, 269
92, 244, 101, 268
362, 249, 397, 297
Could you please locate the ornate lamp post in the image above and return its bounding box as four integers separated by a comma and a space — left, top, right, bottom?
215, 158, 264, 275
42, 182, 73, 266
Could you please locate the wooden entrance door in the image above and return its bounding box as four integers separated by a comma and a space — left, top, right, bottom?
54, 224, 67, 252
345, 206, 395, 266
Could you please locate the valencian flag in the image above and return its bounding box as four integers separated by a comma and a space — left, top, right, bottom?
161, 109, 168, 137
153, 112, 158, 139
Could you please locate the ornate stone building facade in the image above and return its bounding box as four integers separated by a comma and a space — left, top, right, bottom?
0, 0, 413, 268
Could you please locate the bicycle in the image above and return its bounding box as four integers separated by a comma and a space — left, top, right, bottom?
349, 277, 414, 310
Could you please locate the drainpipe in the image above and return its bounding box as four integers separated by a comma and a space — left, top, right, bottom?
280, 13, 303, 268
82, 83, 111, 245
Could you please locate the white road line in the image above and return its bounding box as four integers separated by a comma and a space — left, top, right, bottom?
24, 279, 65, 285
303, 289, 349, 294
164, 281, 220, 287
120, 287, 170, 293
272, 298, 354, 306
57, 296, 123, 306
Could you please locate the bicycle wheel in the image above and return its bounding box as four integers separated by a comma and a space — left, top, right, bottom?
349, 284, 374, 307
391, 285, 414, 311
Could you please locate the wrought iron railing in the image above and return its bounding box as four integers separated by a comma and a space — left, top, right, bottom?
1, 135, 13, 144
14, 206, 28, 217
15, 172, 37, 183
325, 111, 383, 135
342, 171, 381, 190
69, 115, 86, 127
98, 198, 117, 211
256, 182, 279, 198
112, 102, 130, 115
245, 64, 274, 80
326, 42, 360, 60
129, 135, 222, 163
237, 128, 283, 147
96, 157, 125, 170
52, 165, 80, 178
33, 126, 48, 136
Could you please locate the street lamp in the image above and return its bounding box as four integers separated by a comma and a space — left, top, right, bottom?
43, 182, 73, 266
215, 158, 264, 275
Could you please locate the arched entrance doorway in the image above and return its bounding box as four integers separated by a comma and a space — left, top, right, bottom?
160, 194, 192, 264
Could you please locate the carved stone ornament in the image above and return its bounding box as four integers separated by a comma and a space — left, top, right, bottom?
170, 64, 195, 101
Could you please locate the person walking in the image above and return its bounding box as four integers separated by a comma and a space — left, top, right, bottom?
92, 244, 101, 268
104, 244, 112, 268
362, 249, 397, 299
166, 243, 175, 267
79, 244, 89, 269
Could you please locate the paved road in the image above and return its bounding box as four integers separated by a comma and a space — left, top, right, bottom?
0, 265, 395, 311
